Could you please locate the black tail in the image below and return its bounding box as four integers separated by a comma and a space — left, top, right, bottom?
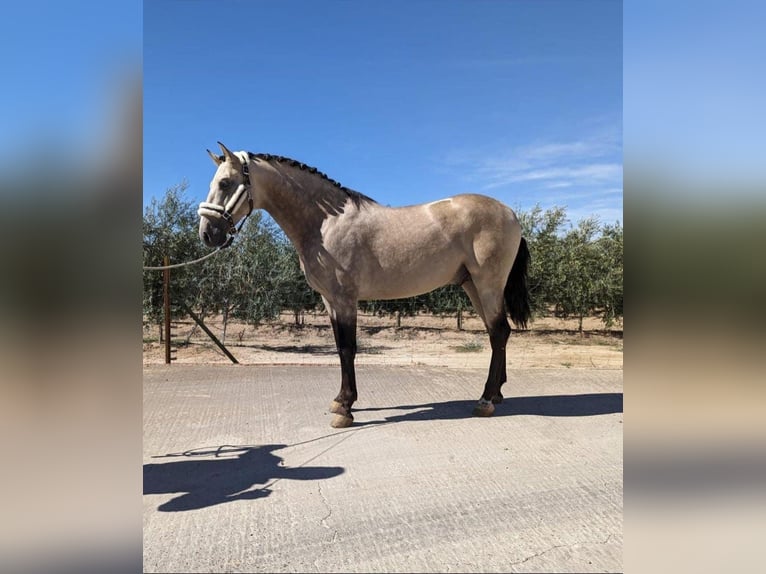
505, 237, 531, 329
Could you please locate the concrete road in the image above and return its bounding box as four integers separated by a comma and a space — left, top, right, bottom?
144, 365, 622, 573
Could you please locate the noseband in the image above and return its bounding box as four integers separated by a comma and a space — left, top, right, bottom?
198, 156, 254, 247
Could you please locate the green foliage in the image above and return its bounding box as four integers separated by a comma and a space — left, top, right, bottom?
520, 205, 623, 330
142, 183, 319, 328
144, 184, 623, 331
425, 284, 471, 316
593, 222, 624, 327
199, 212, 281, 324
518, 205, 568, 317
275, 243, 322, 323
555, 216, 603, 331
142, 180, 205, 324
359, 294, 426, 320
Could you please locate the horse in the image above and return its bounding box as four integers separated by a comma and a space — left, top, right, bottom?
198, 142, 531, 428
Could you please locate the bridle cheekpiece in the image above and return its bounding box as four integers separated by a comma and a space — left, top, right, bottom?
197, 152, 254, 248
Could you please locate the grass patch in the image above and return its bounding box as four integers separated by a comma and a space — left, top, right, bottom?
358, 345, 384, 355
453, 340, 484, 353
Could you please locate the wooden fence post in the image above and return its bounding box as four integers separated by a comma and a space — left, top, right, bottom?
163, 255, 171, 364
181, 303, 239, 364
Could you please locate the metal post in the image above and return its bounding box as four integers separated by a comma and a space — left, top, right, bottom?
163, 255, 171, 364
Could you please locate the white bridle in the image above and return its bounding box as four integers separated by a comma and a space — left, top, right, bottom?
197, 153, 254, 245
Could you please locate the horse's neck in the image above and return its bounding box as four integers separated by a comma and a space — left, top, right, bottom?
258, 171, 339, 253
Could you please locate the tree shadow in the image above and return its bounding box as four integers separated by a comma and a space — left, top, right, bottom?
523, 328, 624, 339
255, 343, 337, 355
251, 343, 393, 355
353, 393, 623, 425
143, 444, 344, 512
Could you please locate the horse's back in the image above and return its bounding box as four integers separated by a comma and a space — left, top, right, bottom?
430, 193, 521, 271
425, 193, 519, 229
421, 194, 521, 255
330, 193, 520, 300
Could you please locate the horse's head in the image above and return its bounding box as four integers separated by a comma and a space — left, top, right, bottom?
198, 142, 253, 248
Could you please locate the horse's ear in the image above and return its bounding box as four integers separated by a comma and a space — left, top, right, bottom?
217, 141, 240, 167
207, 149, 223, 166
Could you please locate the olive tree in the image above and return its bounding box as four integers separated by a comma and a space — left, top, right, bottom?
142, 181, 206, 336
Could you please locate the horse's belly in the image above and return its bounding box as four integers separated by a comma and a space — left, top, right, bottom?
356, 254, 462, 300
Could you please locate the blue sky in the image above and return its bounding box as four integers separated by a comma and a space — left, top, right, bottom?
625, 0, 766, 192
144, 0, 622, 225
0, 1, 140, 170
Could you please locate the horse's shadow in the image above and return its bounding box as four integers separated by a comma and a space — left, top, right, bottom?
143, 444, 344, 512
354, 393, 623, 424
144, 395, 620, 511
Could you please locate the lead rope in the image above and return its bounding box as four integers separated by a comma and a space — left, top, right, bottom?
143, 198, 253, 271
142, 246, 230, 271
144, 153, 253, 272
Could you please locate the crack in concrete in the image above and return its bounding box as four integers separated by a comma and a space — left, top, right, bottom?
510, 533, 618, 568
511, 543, 574, 567
316, 482, 338, 543
312, 483, 339, 572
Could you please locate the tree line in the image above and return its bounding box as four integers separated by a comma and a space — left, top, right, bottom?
143, 183, 622, 336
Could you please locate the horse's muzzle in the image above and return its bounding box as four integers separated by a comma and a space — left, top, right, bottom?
199, 221, 227, 248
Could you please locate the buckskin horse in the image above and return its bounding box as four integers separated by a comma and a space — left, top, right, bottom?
198, 142, 530, 428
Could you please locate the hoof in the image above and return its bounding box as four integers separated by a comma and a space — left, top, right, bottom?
491, 393, 504, 404
329, 400, 345, 415
330, 413, 354, 428
472, 401, 495, 417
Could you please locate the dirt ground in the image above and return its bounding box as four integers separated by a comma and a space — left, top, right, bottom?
143, 311, 623, 370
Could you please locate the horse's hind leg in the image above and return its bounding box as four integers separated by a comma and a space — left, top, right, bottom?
493, 341, 508, 405
473, 314, 511, 416
462, 281, 509, 412
326, 302, 358, 428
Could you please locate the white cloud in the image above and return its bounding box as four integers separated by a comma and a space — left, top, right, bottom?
545, 181, 573, 189
440, 127, 623, 223
566, 205, 623, 226
451, 129, 622, 192
483, 162, 621, 188
490, 162, 618, 191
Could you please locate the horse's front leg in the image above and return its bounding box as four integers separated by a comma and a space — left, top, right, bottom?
327, 306, 358, 428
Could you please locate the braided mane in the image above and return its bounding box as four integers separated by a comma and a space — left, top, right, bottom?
248, 152, 376, 205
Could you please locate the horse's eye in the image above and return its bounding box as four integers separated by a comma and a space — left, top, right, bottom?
219, 179, 231, 190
